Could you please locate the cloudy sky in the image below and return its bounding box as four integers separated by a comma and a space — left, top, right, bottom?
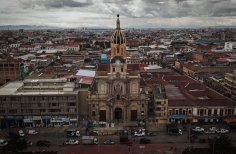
1, 0, 236, 28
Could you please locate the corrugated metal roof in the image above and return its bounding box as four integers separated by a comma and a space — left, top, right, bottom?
76, 70, 95, 77
165, 84, 187, 100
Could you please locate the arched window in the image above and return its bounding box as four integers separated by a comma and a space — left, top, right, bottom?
117, 94, 120, 100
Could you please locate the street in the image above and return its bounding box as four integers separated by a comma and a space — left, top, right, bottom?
0, 123, 235, 153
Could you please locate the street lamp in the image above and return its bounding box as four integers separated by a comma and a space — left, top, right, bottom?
212, 136, 220, 154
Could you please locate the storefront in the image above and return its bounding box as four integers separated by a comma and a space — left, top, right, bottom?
5, 116, 23, 128
32, 116, 42, 127
42, 116, 51, 127
51, 116, 69, 127
204, 116, 225, 124
23, 118, 33, 128
168, 115, 186, 124
70, 119, 78, 126
0, 116, 5, 129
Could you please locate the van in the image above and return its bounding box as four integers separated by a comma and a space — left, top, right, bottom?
28, 130, 38, 135
0, 139, 8, 146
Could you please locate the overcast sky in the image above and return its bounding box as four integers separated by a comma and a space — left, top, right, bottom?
1, 0, 236, 28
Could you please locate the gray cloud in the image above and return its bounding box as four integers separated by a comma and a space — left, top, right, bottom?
2, 0, 236, 28
18, 0, 93, 9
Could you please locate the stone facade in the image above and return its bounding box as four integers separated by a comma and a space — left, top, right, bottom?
87, 15, 148, 122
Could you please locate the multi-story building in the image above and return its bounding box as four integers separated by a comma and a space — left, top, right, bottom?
224, 72, 236, 99
0, 78, 83, 129
153, 85, 168, 125
0, 56, 23, 85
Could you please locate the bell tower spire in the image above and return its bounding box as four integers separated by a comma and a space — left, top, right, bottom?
116, 14, 120, 29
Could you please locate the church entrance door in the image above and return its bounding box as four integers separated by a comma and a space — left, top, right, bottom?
114, 108, 122, 120
99, 110, 106, 122
131, 110, 137, 121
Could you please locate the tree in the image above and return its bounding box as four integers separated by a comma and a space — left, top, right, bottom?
0, 134, 27, 153
209, 134, 235, 154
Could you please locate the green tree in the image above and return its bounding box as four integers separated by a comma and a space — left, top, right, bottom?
0, 134, 27, 153
209, 134, 235, 154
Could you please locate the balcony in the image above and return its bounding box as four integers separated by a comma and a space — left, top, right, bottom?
169, 114, 187, 119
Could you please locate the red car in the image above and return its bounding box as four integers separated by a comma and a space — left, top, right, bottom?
126, 139, 133, 145
188, 134, 198, 139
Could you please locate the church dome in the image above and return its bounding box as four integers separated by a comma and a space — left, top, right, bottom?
111, 14, 126, 45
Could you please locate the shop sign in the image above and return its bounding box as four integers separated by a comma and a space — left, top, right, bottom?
32, 116, 42, 120
23, 119, 33, 123
169, 115, 186, 119
5, 116, 23, 120
51, 116, 67, 118
42, 116, 50, 119
70, 119, 77, 121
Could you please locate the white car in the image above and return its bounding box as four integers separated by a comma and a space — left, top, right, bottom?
209, 127, 217, 132
19, 130, 25, 137
192, 127, 204, 132
134, 132, 145, 137
27, 141, 33, 146
103, 140, 115, 145
216, 129, 229, 133
76, 131, 80, 137
27, 130, 38, 135
65, 139, 79, 145
204, 130, 215, 134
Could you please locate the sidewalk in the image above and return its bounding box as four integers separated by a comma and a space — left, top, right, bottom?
22, 145, 66, 154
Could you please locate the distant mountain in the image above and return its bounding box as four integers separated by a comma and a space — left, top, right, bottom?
0, 25, 61, 30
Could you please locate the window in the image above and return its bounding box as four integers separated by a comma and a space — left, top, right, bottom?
116, 94, 120, 100
188, 110, 192, 114
92, 111, 95, 116
168, 110, 172, 115
175, 110, 179, 115
113, 68, 115, 72
93, 104, 95, 107
121, 67, 123, 72
182, 110, 186, 115
142, 104, 144, 107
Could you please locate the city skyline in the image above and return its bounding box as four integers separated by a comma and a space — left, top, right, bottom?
1, 0, 236, 29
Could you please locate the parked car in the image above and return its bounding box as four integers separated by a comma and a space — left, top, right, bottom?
209, 127, 217, 132
19, 130, 25, 137
192, 127, 204, 132
27, 130, 38, 135
65, 139, 79, 145
134, 131, 145, 137
36, 140, 50, 146
146, 132, 157, 136
216, 129, 229, 133
75, 131, 80, 137
204, 130, 215, 134
140, 138, 151, 144
27, 141, 33, 146
126, 139, 133, 145
103, 140, 115, 145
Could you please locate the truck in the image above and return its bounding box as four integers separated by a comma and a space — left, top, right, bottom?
82, 136, 98, 145
167, 126, 182, 135
120, 135, 129, 144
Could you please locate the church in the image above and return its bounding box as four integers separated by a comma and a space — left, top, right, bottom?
87, 14, 148, 123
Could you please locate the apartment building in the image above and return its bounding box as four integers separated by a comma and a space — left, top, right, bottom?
0, 78, 83, 129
